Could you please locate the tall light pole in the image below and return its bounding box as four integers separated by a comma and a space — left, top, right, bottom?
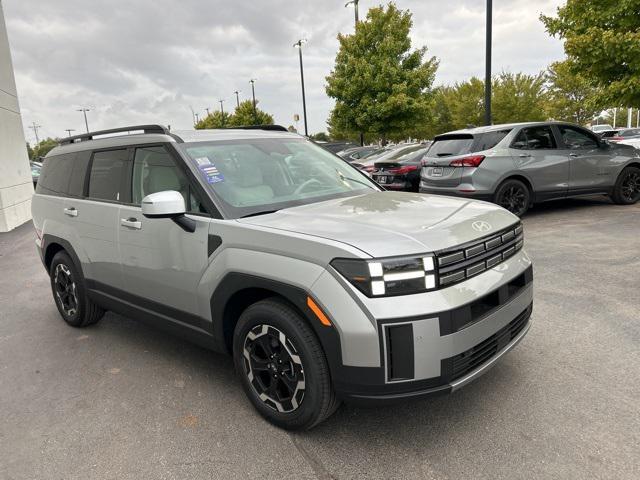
77, 108, 90, 132
249, 79, 257, 122
29, 122, 41, 144
484, 0, 492, 126
195, 112, 200, 124
233, 90, 241, 108
294, 39, 308, 137
345, 0, 359, 24
219, 99, 225, 126
64, 128, 75, 137
205, 107, 210, 116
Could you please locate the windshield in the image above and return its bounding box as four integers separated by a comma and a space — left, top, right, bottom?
178, 137, 380, 218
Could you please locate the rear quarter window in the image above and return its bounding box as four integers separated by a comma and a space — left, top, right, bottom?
35, 153, 75, 196
473, 130, 511, 151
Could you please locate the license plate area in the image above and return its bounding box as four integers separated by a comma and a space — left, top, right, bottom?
431, 167, 443, 177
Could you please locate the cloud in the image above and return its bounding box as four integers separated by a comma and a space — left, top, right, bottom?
3, 0, 564, 143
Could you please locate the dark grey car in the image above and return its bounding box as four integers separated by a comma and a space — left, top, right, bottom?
419, 122, 640, 215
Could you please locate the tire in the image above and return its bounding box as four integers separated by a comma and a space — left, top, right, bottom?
49, 251, 104, 327
233, 298, 339, 430
611, 166, 640, 205
494, 179, 531, 217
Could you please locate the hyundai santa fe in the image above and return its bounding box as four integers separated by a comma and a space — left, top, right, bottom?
32, 124, 533, 430
420, 122, 640, 216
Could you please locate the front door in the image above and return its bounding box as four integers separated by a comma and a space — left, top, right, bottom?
509, 125, 569, 201
117, 145, 212, 327
555, 125, 612, 193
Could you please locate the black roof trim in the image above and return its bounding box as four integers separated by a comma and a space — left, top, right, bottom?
59, 124, 177, 145
226, 125, 289, 132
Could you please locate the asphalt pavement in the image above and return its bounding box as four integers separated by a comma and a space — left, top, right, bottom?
1, 196, 638, 479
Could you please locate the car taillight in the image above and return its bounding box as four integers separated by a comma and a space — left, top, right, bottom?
388, 165, 418, 175
449, 155, 485, 167
364, 165, 377, 173
611, 136, 623, 141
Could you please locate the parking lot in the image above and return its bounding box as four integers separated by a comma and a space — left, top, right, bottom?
0, 197, 638, 480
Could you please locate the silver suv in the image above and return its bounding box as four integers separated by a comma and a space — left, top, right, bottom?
32, 125, 533, 430
420, 122, 640, 216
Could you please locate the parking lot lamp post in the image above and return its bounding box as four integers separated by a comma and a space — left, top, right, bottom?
219, 100, 225, 126
345, 0, 359, 24
77, 108, 90, 133
294, 39, 308, 137
234, 90, 240, 109
249, 79, 257, 122
64, 129, 75, 137
484, 0, 492, 126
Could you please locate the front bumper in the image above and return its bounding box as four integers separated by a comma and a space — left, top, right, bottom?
311, 249, 533, 405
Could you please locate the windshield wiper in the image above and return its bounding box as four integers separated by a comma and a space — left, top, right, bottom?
337, 170, 375, 189
240, 209, 279, 218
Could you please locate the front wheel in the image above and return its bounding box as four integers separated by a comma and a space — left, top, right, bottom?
233, 299, 339, 430
494, 179, 531, 217
612, 166, 640, 205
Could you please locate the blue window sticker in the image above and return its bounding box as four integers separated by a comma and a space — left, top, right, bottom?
198, 163, 224, 184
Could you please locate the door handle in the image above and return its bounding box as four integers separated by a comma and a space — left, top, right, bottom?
518, 153, 531, 158
63, 207, 78, 217
120, 217, 142, 230
569, 153, 579, 157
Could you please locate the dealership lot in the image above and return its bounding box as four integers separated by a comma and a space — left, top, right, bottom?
1, 197, 638, 480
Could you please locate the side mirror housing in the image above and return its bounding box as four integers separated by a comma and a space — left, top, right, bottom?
141, 190, 185, 218
141, 191, 195, 233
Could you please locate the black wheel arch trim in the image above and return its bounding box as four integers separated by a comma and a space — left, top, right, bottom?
41, 234, 85, 280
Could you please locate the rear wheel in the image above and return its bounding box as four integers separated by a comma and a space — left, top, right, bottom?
494, 179, 530, 217
612, 166, 640, 205
49, 251, 104, 327
233, 298, 339, 430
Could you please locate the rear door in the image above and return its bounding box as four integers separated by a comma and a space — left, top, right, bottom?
555, 125, 612, 193
74, 148, 132, 287
117, 145, 212, 323
509, 125, 569, 200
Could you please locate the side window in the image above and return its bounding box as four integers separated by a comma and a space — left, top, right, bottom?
512, 126, 557, 150
132, 146, 206, 214
67, 150, 91, 197
475, 129, 511, 151
88, 149, 132, 203
558, 126, 598, 149
35, 153, 75, 196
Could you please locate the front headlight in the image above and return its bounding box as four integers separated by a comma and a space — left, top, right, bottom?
331, 255, 437, 297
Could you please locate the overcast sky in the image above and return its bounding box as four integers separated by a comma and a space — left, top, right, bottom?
3, 0, 565, 144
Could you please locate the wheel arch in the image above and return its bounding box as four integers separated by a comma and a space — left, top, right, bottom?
210, 273, 343, 372
496, 174, 535, 203
42, 234, 84, 279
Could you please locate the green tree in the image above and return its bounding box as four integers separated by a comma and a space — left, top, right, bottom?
541, 0, 640, 107
492, 72, 547, 124
325, 3, 438, 142
544, 60, 602, 124
32, 138, 58, 160
195, 110, 232, 129
26, 142, 34, 160
228, 100, 274, 126
442, 77, 485, 130
309, 132, 329, 141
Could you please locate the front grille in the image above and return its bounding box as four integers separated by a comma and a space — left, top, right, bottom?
435, 223, 524, 288
446, 304, 532, 382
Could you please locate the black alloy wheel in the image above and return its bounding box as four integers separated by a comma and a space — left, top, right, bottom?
619, 168, 640, 203
495, 179, 530, 216
53, 263, 78, 317
242, 324, 305, 413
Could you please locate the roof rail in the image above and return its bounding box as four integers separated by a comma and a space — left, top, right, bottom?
227, 125, 289, 132
59, 124, 172, 145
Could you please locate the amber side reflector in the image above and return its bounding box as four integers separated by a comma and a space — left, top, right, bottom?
307, 296, 332, 327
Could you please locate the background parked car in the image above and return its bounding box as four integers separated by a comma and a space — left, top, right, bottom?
336, 145, 381, 162
590, 124, 614, 134
30, 161, 41, 186
608, 128, 640, 144
370, 146, 430, 191
420, 122, 640, 216
358, 143, 425, 174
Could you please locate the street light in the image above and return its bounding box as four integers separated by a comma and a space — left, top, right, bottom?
64, 128, 75, 137
345, 0, 359, 24
77, 108, 90, 133
293, 39, 308, 137
484, 0, 492, 126
219, 99, 225, 126
249, 79, 257, 121
233, 90, 241, 109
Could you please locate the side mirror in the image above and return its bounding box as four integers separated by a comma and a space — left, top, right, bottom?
141, 190, 185, 218
141, 190, 195, 233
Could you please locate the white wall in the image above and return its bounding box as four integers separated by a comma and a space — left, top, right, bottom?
0, 0, 32, 232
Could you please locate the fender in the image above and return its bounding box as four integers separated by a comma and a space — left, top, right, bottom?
210, 272, 344, 378
41, 234, 84, 279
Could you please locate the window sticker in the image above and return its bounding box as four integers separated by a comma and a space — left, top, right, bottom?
194, 156, 212, 166
198, 163, 225, 184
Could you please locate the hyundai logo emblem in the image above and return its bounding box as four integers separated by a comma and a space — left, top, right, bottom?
472, 221, 492, 232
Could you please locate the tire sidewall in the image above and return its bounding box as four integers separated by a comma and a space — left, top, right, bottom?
232, 301, 328, 430
495, 180, 530, 217
49, 251, 85, 326
614, 166, 640, 205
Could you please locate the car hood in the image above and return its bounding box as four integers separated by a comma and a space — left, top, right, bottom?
238, 191, 518, 257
